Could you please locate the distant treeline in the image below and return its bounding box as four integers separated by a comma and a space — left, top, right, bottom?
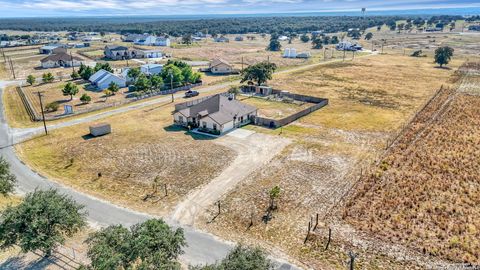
0, 15, 465, 36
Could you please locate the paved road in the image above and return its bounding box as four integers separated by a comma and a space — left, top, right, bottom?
0, 84, 302, 269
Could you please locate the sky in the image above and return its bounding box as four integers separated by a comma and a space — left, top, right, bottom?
0, 0, 480, 17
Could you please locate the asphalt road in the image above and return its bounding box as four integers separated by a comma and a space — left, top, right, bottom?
0, 83, 301, 269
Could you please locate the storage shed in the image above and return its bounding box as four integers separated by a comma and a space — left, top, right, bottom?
89, 123, 111, 137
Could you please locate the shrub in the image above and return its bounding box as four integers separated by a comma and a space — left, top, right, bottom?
45, 102, 59, 112
80, 93, 91, 104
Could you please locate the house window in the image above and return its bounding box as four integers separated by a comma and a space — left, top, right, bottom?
213, 124, 217, 131
202, 122, 207, 128
178, 116, 183, 123
240, 116, 244, 123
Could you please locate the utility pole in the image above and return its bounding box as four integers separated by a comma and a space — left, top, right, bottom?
241, 56, 244, 72
352, 50, 355, 60
70, 52, 75, 73
323, 48, 326, 61
342, 50, 346, 61
170, 72, 174, 103
37, 92, 48, 135
8, 57, 15, 79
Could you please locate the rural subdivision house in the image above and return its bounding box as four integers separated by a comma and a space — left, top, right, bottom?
40, 52, 83, 68
39, 44, 67, 54
142, 50, 163, 58
133, 35, 171, 46
173, 94, 257, 135
89, 69, 126, 90
104, 45, 140, 60
141, 64, 163, 76
209, 59, 235, 74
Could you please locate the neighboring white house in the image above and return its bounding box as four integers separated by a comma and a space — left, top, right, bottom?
278, 36, 289, 41
154, 37, 171, 46
40, 52, 83, 68
89, 69, 126, 90
142, 50, 163, 58
141, 64, 163, 76
173, 94, 257, 135
208, 59, 235, 74
134, 36, 171, 47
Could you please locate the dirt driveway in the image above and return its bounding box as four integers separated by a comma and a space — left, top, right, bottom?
171, 129, 291, 226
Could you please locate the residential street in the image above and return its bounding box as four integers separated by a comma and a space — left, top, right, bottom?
0, 83, 301, 269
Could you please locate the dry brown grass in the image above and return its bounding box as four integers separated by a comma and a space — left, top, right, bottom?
2, 86, 38, 128
198, 54, 463, 269
23, 80, 131, 117
16, 96, 236, 216
239, 96, 312, 119
344, 68, 480, 264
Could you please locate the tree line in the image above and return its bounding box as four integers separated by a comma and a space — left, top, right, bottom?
0, 15, 410, 36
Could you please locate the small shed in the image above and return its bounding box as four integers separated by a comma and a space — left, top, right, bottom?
89, 123, 111, 137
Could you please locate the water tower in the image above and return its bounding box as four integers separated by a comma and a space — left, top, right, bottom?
361, 8, 366, 18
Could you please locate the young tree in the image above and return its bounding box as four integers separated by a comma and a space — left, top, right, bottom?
0, 189, 86, 256
269, 185, 281, 210
365, 32, 374, 40
80, 66, 94, 80
127, 67, 141, 81
330, 36, 339, 44
161, 65, 184, 87
26, 75, 35, 86
80, 93, 91, 104
107, 81, 120, 94
300, 34, 310, 43
311, 38, 323, 49
86, 219, 186, 270
134, 74, 152, 92
62, 82, 79, 100
241, 61, 277, 86
182, 34, 192, 45
434, 46, 454, 67
150, 74, 164, 90
71, 70, 80, 80
94, 63, 113, 73
266, 34, 281, 51
42, 72, 54, 83
0, 157, 16, 196
191, 245, 273, 270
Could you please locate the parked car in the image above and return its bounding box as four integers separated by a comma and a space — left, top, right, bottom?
185, 90, 199, 98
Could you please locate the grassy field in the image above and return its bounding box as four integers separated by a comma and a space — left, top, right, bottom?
198, 53, 464, 269
23, 80, 131, 117
2, 86, 37, 128
15, 87, 236, 216
345, 65, 480, 264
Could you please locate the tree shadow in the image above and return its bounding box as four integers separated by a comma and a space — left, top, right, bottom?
434, 66, 452, 70
0, 253, 64, 270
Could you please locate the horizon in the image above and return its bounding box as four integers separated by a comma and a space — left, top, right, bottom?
1, 1, 480, 18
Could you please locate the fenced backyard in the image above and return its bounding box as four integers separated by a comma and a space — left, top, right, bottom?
246, 89, 329, 128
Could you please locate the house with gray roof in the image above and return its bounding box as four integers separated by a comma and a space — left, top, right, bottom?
89, 69, 126, 90
173, 94, 257, 135
39, 44, 67, 54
